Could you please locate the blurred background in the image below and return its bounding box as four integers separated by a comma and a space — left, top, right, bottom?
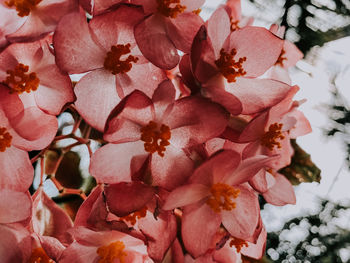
202, 0, 350, 262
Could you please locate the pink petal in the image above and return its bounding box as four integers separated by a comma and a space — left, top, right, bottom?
181, 0, 205, 11
0, 146, 33, 192
223, 26, 284, 77
238, 111, 269, 143
0, 224, 25, 262
32, 188, 73, 243
163, 183, 209, 210
179, 54, 199, 93
105, 182, 154, 217
182, 202, 221, 258
138, 211, 177, 261
104, 90, 154, 141
89, 5, 144, 50
152, 80, 176, 121
53, 12, 105, 74
165, 12, 204, 53
167, 96, 229, 148
92, 0, 125, 15
263, 173, 296, 206
288, 109, 312, 138
58, 242, 98, 263
221, 185, 259, 240
249, 170, 276, 194
226, 78, 292, 115
135, 14, 179, 69
150, 144, 194, 190
226, 0, 242, 20
74, 69, 119, 132
225, 155, 279, 186
0, 189, 31, 223
206, 7, 231, 57
34, 64, 74, 115
281, 41, 303, 68
90, 141, 147, 184
38, 235, 66, 262
241, 227, 267, 259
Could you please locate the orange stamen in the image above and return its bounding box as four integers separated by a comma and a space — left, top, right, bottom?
156, 0, 186, 18
275, 48, 287, 66
206, 183, 240, 213
192, 8, 201, 15
140, 121, 171, 157
5, 0, 42, 17
229, 237, 248, 253
97, 241, 127, 263
0, 127, 12, 152
119, 207, 147, 225
215, 48, 247, 83
4, 63, 40, 94
28, 247, 54, 263
104, 44, 138, 75
261, 123, 285, 151
230, 18, 240, 32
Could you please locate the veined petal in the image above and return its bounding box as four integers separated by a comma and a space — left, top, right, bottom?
0, 189, 31, 223
263, 173, 296, 206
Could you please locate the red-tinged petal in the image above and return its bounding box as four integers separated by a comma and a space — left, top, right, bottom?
38, 236, 66, 262
0, 225, 25, 262
32, 188, 73, 243
179, 54, 199, 93
0, 189, 31, 223
138, 211, 177, 261
181, 0, 205, 11
135, 14, 179, 69
207, 7, 231, 57
58, 242, 98, 263
238, 112, 269, 143
213, 244, 238, 262
150, 144, 194, 190
191, 25, 218, 83
75, 186, 104, 227
170, 239, 185, 263
7, 106, 57, 151
225, 155, 279, 186
165, 12, 204, 53
281, 41, 303, 68
74, 69, 119, 132
167, 97, 229, 148
90, 141, 147, 184
227, 78, 292, 115
223, 26, 284, 77
53, 12, 105, 74
182, 202, 221, 258
152, 80, 176, 121
0, 6, 25, 49
269, 24, 285, 38
190, 150, 241, 186
92, 0, 125, 15
34, 64, 74, 115
131, 0, 157, 14
89, 5, 144, 50
79, 0, 93, 13
163, 184, 209, 210
105, 182, 154, 217
249, 170, 276, 194
221, 185, 259, 240
118, 60, 166, 99
104, 90, 154, 141
288, 109, 312, 138
263, 173, 296, 206
0, 146, 33, 191
226, 0, 242, 20
241, 227, 267, 259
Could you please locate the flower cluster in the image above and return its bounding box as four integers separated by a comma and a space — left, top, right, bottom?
0, 0, 311, 262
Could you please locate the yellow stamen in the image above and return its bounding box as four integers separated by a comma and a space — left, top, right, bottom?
229, 237, 248, 253
140, 121, 171, 157
119, 207, 147, 225
215, 48, 247, 83
261, 123, 285, 151
104, 44, 138, 75
206, 183, 240, 213
4, 63, 40, 94
97, 241, 127, 263
28, 247, 54, 263
0, 127, 12, 152
275, 48, 287, 66
156, 0, 186, 18
5, 0, 42, 17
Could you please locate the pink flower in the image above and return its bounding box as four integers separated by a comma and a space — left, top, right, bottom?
0, 189, 32, 224
90, 80, 228, 190
0, 0, 78, 43
133, 0, 205, 69
54, 5, 166, 131
190, 7, 291, 115
163, 150, 278, 257
59, 227, 152, 262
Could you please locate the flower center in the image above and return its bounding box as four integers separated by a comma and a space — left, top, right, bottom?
3, 63, 40, 94
229, 237, 248, 253
119, 207, 147, 225
215, 48, 247, 83
104, 44, 138, 75
230, 18, 240, 32
261, 123, 285, 151
275, 48, 287, 66
28, 247, 54, 263
140, 121, 171, 157
0, 127, 12, 152
156, 0, 186, 18
206, 183, 240, 213
97, 241, 127, 263
5, 0, 42, 17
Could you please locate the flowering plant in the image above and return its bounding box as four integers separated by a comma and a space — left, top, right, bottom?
0, 0, 313, 262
